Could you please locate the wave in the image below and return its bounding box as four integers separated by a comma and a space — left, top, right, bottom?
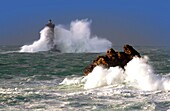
20, 19, 112, 53
60, 56, 170, 91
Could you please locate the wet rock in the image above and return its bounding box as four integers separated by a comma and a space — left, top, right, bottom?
83, 44, 141, 76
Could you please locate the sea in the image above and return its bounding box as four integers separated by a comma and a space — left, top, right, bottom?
0, 45, 170, 111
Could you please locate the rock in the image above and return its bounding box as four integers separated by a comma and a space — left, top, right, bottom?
83, 63, 95, 76
123, 44, 141, 59
83, 44, 141, 76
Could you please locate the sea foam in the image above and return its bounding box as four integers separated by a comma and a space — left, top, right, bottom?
84, 56, 170, 91
20, 19, 112, 53
60, 56, 170, 91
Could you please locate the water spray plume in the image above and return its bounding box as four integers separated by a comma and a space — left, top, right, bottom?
83, 56, 170, 91
20, 19, 112, 53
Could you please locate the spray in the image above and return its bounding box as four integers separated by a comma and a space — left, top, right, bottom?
20, 27, 54, 52
84, 56, 170, 91
20, 19, 112, 53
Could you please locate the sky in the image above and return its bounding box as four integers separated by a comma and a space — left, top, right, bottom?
0, 0, 170, 46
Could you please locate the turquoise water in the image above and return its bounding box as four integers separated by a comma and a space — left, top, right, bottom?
0, 46, 170, 111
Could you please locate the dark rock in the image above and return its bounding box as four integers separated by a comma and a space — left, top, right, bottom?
83, 44, 141, 76
123, 44, 141, 58
83, 63, 96, 76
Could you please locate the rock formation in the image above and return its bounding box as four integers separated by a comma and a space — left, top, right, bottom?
83, 44, 141, 76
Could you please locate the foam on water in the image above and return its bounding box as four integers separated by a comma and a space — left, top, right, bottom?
124, 56, 162, 91
59, 76, 84, 85
60, 56, 170, 91
20, 19, 112, 53
2, 46, 170, 110
83, 66, 125, 89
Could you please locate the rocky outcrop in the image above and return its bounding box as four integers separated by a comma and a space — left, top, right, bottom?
83, 44, 141, 76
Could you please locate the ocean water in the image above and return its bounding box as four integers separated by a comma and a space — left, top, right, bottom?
0, 46, 170, 111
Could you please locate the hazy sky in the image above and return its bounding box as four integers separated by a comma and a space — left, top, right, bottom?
0, 0, 170, 46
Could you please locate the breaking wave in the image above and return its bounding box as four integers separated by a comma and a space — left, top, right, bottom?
20, 19, 112, 53
61, 56, 170, 91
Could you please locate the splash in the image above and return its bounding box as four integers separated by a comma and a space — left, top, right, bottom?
20, 19, 112, 53
83, 66, 125, 89
124, 56, 159, 91
20, 27, 54, 52
83, 56, 170, 91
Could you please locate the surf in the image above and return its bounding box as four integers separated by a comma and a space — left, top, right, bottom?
20, 19, 112, 53
60, 56, 170, 91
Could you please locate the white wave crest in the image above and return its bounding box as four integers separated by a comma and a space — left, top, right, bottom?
20, 27, 54, 52
20, 19, 112, 53
83, 56, 170, 91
